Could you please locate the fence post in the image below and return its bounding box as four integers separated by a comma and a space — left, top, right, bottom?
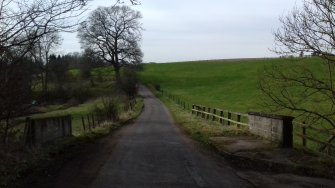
68, 115, 72, 136
24, 117, 33, 145
227, 112, 232, 125
82, 116, 86, 132
87, 115, 91, 132
202, 106, 206, 118
207, 107, 211, 120
237, 114, 241, 128
302, 121, 307, 147
97, 117, 101, 127
92, 114, 96, 129
212, 109, 216, 121
220, 110, 224, 125
192, 105, 195, 114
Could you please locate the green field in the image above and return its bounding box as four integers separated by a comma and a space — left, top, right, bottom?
141, 57, 332, 155
140, 58, 323, 114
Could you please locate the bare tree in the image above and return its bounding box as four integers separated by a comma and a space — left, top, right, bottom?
77, 5, 143, 83
0, 0, 87, 145
0, 0, 88, 58
260, 0, 335, 144
30, 32, 62, 101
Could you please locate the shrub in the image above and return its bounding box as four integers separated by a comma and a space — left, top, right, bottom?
120, 69, 139, 99
154, 84, 160, 91
68, 84, 92, 103
93, 97, 119, 122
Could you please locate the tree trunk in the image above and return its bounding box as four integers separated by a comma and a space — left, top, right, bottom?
44, 52, 49, 102
114, 52, 121, 85
115, 66, 121, 85
3, 115, 10, 146
90, 77, 95, 86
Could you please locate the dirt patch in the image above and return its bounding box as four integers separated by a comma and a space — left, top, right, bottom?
210, 136, 335, 179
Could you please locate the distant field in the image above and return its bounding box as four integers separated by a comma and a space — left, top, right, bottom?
140, 58, 323, 113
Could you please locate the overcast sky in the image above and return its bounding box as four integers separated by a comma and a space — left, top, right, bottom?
60, 0, 300, 63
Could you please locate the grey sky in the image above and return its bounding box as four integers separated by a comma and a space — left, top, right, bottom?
60, 0, 299, 63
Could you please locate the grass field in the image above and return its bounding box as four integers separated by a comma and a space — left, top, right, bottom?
141, 57, 332, 155
140, 57, 323, 113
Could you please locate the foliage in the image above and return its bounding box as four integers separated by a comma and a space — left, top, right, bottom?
93, 97, 120, 122
120, 69, 139, 99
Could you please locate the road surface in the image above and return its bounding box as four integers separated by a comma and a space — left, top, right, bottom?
53, 86, 335, 188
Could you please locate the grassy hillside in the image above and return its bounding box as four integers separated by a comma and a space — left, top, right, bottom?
140, 58, 323, 113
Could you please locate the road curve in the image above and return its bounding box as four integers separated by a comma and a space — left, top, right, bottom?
87, 86, 251, 188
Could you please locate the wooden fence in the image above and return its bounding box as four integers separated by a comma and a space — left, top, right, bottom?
159, 88, 335, 158
159, 89, 248, 127
80, 99, 137, 133
191, 104, 248, 127
294, 121, 335, 158
80, 113, 100, 133
160, 89, 191, 110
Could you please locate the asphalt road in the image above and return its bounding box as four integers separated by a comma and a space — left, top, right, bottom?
53, 86, 335, 188
89, 86, 251, 188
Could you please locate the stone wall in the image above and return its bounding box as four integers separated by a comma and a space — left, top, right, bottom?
248, 112, 294, 148
24, 115, 72, 145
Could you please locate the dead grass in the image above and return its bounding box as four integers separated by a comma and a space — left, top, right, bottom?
159, 96, 251, 145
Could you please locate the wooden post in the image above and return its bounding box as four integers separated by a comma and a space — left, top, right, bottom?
302, 121, 307, 147
237, 114, 241, 128
87, 115, 91, 132
192, 105, 195, 114
24, 117, 33, 145
220, 111, 224, 125
92, 114, 96, 129
97, 118, 101, 127
207, 107, 210, 120
212, 109, 216, 121
202, 106, 206, 118
227, 112, 232, 125
82, 116, 86, 132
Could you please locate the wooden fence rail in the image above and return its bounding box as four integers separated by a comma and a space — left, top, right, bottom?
294, 121, 335, 157
159, 87, 335, 158
159, 89, 248, 127
191, 104, 248, 127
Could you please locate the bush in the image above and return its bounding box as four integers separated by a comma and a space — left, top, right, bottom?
154, 84, 160, 91
93, 97, 119, 122
120, 69, 139, 99
68, 84, 92, 103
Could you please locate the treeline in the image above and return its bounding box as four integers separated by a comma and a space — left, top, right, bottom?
31, 50, 106, 103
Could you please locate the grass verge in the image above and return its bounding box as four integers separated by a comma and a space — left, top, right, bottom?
151, 87, 250, 145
